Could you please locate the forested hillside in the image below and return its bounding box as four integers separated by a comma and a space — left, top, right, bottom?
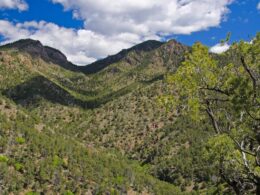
0, 33, 259, 194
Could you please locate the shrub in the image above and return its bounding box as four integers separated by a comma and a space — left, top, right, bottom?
0, 155, 9, 163
15, 137, 26, 144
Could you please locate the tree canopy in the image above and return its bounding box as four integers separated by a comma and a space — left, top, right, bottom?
162, 33, 260, 194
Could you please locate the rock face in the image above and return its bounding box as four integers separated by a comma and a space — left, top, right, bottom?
44, 46, 68, 65
0, 39, 79, 71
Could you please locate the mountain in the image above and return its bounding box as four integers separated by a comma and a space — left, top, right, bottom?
0, 38, 189, 75
0, 38, 191, 194
0, 39, 79, 72
1, 35, 257, 194
80, 40, 164, 74
80, 39, 190, 74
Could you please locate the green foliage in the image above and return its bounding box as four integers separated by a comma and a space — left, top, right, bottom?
14, 162, 24, 171
164, 32, 260, 193
25, 192, 40, 195
52, 155, 63, 167
205, 134, 236, 159
63, 190, 74, 195
162, 42, 219, 121
0, 155, 9, 163
15, 137, 26, 144
0, 33, 259, 194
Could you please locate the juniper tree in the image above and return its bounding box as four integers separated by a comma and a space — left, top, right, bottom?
161, 33, 260, 194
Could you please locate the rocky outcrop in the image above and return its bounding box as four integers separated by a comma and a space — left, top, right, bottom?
0, 39, 79, 72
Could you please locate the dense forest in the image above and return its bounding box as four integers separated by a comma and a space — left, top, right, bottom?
0, 33, 259, 194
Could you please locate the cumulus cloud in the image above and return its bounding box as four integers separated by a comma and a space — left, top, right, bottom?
52, 0, 233, 35
210, 43, 230, 54
0, 0, 28, 11
0, 0, 235, 65
0, 20, 157, 65
257, 2, 260, 10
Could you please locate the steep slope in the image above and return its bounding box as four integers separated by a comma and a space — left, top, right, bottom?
0, 45, 185, 194
80, 40, 164, 74
0, 39, 79, 72
71, 39, 189, 103
0, 38, 228, 194
0, 94, 183, 194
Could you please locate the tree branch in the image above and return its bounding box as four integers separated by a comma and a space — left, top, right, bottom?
256, 146, 260, 166
240, 57, 257, 100
245, 107, 260, 121
200, 87, 230, 96
206, 102, 221, 134
241, 140, 251, 172
228, 135, 256, 157
205, 98, 229, 102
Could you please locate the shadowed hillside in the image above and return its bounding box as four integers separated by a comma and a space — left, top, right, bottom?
3, 76, 86, 108
1, 34, 259, 194
0, 38, 203, 194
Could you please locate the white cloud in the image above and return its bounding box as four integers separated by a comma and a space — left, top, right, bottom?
52, 0, 234, 35
0, 20, 157, 65
210, 43, 230, 54
0, 0, 28, 11
257, 2, 260, 10
0, 0, 235, 65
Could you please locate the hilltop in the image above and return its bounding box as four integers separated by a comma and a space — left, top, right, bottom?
0, 34, 259, 194
0, 38, 191, 194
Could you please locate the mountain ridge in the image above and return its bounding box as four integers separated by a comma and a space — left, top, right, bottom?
0, 40, 189, 194
80, 40, 164, 74
1, 33, 259, 194
0, 38, 189, 74
0, 39, 79, 72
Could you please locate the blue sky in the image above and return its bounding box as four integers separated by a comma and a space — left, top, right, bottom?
177, 0, 260, 46
0, 0, 259, 65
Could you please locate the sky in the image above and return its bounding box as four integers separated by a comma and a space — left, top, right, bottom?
0, 0, 259, 65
